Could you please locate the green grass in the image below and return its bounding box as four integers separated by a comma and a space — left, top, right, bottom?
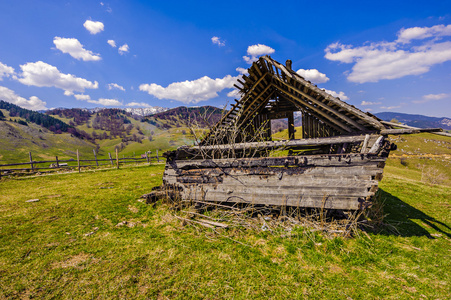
0, 113, 96, 164
1, 158, 450, 298
272, 126, 303, 140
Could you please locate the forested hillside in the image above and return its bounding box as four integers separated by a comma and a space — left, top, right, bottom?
0, 100, 71, 133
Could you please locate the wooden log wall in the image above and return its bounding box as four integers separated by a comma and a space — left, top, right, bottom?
163, 153, 386, 210
302, 112, 339, 139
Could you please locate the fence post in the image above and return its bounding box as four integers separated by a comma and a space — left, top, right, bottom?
55, 156, 59, 167
146, 151, 150, 163
108, 153, 114, 166
77, 149, 81, 173
116, 148, 119, 169
29, 152, 34, 172
156, 150, 159, 162
93, 149, 99, 167
123, 154, 125, 165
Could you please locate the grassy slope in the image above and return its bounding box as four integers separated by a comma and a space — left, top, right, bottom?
0, 110, 96, 163
272, 126, 303, 140
1, 134, 450, 298
1, 109, 198, 164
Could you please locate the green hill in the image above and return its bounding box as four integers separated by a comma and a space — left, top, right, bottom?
0, 109, 96, 163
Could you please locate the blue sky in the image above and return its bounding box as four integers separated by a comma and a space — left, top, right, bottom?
0, 0, 450, 117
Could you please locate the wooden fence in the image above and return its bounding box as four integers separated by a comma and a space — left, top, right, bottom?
0, 149, 162, 177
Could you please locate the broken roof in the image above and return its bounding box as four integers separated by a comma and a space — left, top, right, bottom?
202, 56, 386, 145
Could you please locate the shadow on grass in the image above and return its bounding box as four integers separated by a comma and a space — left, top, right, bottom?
378, 189, 451, 238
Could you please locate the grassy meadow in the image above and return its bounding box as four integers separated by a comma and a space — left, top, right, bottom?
0, 133, 450, 299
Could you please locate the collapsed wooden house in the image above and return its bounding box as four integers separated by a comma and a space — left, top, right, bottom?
156, 56, 443, 210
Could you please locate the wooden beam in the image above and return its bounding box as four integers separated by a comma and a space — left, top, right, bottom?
274, 83, 354, 133
262, 56, 385, 130
186, 134, 370, 153
380, 121, 451, 137
273, 76, 367, 131
380, 128, 443, 135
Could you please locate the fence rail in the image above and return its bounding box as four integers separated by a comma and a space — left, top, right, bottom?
0, 149, 162, 177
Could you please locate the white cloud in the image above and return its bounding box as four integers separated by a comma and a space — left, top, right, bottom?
53, 37, 101, 61
0, 62, 15, 80
361, 101, 382, 105
324, 24, 451, 83
412, 92, 450, 104
118, 44, 129, 55
64, 90, 74, 96
94, 98, 122, 106
296, 69, 329, 83
74, 94, 91, 101
73, 93, 121, 106
211, 36, 225, 47
236, 67, 248, 75
380, 105, 401, 110
17, 61, 98, 94
83, 20, 104, 34
397, 24, 451, 44
139, 75, 239, 104
227, 89, 240, 98
108, 83, 125, 91
243, 44, 275, 64
107, 40, 116, 48
423, 93, 449, 100
323, 89, 349, 100
0, 86, 47, 110
126, 102, 153, 108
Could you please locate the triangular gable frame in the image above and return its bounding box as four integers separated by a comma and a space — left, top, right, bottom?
202, 56, 385, 145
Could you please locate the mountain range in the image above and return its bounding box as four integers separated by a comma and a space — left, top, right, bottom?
374, 112, 451, 130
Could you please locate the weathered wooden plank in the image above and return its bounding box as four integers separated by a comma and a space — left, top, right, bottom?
164, 167, 376, 180
188, 135, 371, 153
169, 154, 385, 169
200, 186, 372, 199
183, 188, 365, 210
380, 128, 443, 135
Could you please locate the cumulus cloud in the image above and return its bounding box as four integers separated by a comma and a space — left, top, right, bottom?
83, 20, 104, 34
0, 62, 15, 80
73, 93, 121, 106
53, 37, 101, 61
108, 83, 125, 91
323, 89, 349, 100
243, 44, 275, 64
324, 24, 451, 83
211, 36, 225, 47
361, 101, 382, 105
139, 75, 239, 104
17, 61, 98, 94
0, 86, 47, 110
296, 69, 329, 83
236, 67, 249, 75
397, 24, 451, 43
107, 40, 116, 47
74, 94, 91, 101
118, 44, 129, 55
126, 102, 153, 108
413, 92, 450, 104
95, 98, 122, 106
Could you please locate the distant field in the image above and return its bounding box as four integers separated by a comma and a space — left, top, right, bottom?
1, 132, 450, 298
